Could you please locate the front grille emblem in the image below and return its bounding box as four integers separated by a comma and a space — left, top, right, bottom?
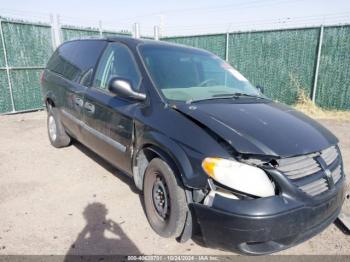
325, 169, 331, 178
315, 156, 335, 189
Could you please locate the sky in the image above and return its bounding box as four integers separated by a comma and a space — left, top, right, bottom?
0, 0, 350, 36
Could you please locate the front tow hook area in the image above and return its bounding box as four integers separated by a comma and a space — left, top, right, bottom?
337, 212, 350, 234
336, 192, 350, 234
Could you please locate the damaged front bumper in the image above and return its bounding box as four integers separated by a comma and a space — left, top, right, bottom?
189, 177, 345, 255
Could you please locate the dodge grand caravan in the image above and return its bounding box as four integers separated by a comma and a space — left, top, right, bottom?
41, 37, 345, 255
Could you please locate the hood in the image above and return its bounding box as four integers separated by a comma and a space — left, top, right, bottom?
174, 100, 338, 158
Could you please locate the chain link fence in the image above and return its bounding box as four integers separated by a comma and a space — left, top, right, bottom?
0, 15, 349, 113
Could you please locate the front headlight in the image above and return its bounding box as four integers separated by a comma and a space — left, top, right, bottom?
202, 157, 275, 197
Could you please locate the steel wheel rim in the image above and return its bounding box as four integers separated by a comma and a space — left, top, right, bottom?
152, 175, 170, 220
48, 115, 57, 141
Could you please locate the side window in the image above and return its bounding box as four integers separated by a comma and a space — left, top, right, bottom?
47, 40, 106, 86
93, 43, 141, 91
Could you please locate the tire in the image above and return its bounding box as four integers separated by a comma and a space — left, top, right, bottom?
47, 107, 71, 148
143, 158, 188, 238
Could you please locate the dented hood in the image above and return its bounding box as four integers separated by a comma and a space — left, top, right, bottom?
174, 100, 338, 157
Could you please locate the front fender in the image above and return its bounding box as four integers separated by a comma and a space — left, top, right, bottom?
135, 129, 208, 189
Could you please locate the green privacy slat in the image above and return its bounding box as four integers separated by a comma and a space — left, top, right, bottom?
0, 70, 13, 113
0, 20, 349, 112
2, 22, 53, 67
61, 28, 100, 41
228, 28, 319, 105
10, 69, 44, 111
163, 34, 227, 59
316, 26, 350, 110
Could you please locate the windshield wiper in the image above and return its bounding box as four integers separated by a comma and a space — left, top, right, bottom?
213, 93, 262, 98
187, 93, 263, 104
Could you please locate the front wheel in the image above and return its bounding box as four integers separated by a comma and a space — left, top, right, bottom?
143, 158, 188, 238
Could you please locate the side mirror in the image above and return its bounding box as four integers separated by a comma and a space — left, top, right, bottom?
256, 85, 265, 94
108, 77, 146, 101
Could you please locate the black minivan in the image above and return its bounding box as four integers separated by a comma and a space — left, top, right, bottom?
41, 37, 345, 255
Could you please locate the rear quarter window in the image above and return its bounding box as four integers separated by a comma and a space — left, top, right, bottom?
46, 40, 107, 86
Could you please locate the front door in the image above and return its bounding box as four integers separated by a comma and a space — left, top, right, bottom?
81, 42, 142, 174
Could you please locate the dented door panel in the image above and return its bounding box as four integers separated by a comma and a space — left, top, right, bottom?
81, 87, 136, 174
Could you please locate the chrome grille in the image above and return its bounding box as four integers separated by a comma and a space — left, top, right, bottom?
332, 165, 342, 184
321, 146, 338, 165
277, 146, 342, 197
278, 155, 321, 179
299, 178, 328, 196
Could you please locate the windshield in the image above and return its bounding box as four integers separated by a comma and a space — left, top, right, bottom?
139, 44, 261, 102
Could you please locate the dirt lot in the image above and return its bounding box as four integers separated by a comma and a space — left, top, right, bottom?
0, 111, 349, 256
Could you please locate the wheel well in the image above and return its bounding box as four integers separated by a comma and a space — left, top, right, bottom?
46, 97, 55, 108
143, 146, 159, 162
134, 145, 194, 242
133, 145, 182, 191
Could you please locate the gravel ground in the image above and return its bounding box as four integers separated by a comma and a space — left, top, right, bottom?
0, 111, 349, 256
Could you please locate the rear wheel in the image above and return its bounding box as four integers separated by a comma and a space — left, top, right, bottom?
143, 158, 188, 238
47, 107, 71, 148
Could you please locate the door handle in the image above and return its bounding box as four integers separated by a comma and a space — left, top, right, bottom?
84, 102, 95, 113
74, 97, 83, 107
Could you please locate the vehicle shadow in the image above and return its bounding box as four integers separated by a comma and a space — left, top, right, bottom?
73, 142, 148, 216
72, 142, 203, 248
65, 202, 141, 259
